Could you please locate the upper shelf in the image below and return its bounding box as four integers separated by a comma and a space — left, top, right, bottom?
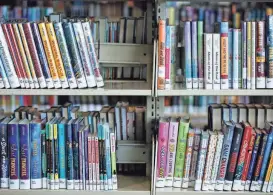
157, 0, 273, 2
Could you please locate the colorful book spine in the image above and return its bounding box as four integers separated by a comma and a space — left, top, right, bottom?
197, 21, 204, 89
98, 123, 104, 190
228, 29, 233, 89
185, 21, 192, 89
45, 123, 50, 189
49, 122, 55, 190
62, 22, 87, 89
210, 131, 224, 190
212, 33, 220, 90
165, 119, 178, 187
250, 131, 268, 191
46, 22, 69, 89
79, 130, 83, 190
158, 19, 166, 90
8, 122, 20, 189
240, 129, 256, 190
215, 121, 234, 191
66, 121, 74, 190
262, 149, 273, 192
92, 135, 96, 190
58, 123, 66, 189
204, 33, 213, 89
31, 22, 54, 89
220, 22, 229, 89
87, 134, 92, 190
173, 117, 190, 188
95, 135, 100, 190
13, 23, 34, 89
256, 21, 266, 89
110, 132, 117, 190
233, 29, 240, 89
54, 22, 78, 89
182, 129, 194, 188
267, 15, 273, 88
267, 152, 273, 192
0, 57, 10, 88
170, 26, 176, 89
22, 23, 46, 88
194, 130, 209, 191
245, 129, 262, 190
251, 21, 256, 89
0, 25, 20, 88
202, 131, 217, 191
41, 129, 47, 189
247, 22, 252, 89
19, 123, 30, 189
73, 22, 96, 88
165, 26, 171, 89
0, 119, 9, 188
82, 21, 104, 88
192, 21, 198, 89
242, 22, 247, 89
53, 122, 59, 190
38, 22, 61, 89
156, 118, 169, 188
18, 23, 39, 89
238, 30, 242, 88
232, 124, 252, 191
104, 124, 112, 190
72, 122, 79, 190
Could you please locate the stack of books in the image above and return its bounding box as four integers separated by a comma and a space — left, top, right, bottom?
156, 103, 273, 192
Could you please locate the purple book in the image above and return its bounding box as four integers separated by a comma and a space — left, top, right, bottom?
79, 128, 84, 190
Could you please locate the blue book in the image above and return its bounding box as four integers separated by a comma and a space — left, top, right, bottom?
67, 119, 74, 190
191, 21, 198, 89
184, 21, 192, 89
104, 123, 112, 190
58, 118, 67, 189
8, 118, 20, 189
98, 122, 105, 190
0, 56, 10, 88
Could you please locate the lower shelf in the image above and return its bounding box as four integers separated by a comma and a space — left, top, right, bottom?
156, 188, 269, 194
0, 176, 150, 195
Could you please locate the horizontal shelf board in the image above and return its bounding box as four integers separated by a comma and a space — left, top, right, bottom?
157, 89, 273, 96
0, 176, 150, 195
162, 0, 273, 2
0, 83, 151, 96
156, 188, 268, 194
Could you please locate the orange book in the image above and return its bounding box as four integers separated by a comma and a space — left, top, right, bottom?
158, 19, 166, 90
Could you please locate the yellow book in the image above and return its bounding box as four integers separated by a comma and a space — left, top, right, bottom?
38, 22, 61, 89
262, 149, 273, 192
45, 22, 69, 88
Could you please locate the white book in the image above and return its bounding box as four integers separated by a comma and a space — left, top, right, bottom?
204, 33, 213, 89
74, 180, 80, 190
67, 180, 74, 190
212, 33, 221, 90
251, 22, 256, 89
9, 179, 20, 189
232, 29, 239, 89
73, 22, 97, 88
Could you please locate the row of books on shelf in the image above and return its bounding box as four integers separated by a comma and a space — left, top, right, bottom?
157, 16, 273, 90
156, 104, 273, 192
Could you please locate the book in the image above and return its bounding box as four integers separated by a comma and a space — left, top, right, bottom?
157, 19, 166, 90
212, 33, 220, 90
247, 22, 252, 89
184, 21, 192, 89
256, 21, 266, 88
220, 22, 229, 89
232, 29, 240, 89
204, 33, 213, 89
197, 21, 204, 89
242, 21, 247, 89
165, 25, 171, 89
228, 28, 233, 89
251, 21, 256, 90
191, 21, 198, 89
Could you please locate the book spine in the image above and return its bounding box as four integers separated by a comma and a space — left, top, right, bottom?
191, 21, 198, 89
228, 29, 233, 89
53, 123, 59, 190
220, 22, 229, 89
2, 24, 25, 88
238, 30, 242, 88
165, 122, 178, 187
8, 123, 20, 189
262, 149, 273, 192
0, 123, 9, 188
13, 24, 34, 89
242, 22, 247, 89
247, 22, 252, 89
79, 131, 83, 190
22, 23, 46, 88
202, 133, 217, 191
19, 123, 30, 189
251, 22, 256, 89
197, 21, 204, 89
256, 21, 266, 88
114, 107, 121, 141
204, 33, 213, 89
267, 152, 273, 192
48, 123, 54, 190
91, 135, 96, 190
110, 132, 117, 190
38, 22, 61, 89
46, 22, 69, 89
245, 132, 262, 190
18, 23, 39, 88
267, 15, 273, 88
210, 133, 224, 190
84, 130, 89, 190
170, 26, 176, 88
58, 123, 66, 189
158, 19, 166, 90
250, 133, 267, 191
41, 129, 47, 189
87, 135, 92, 190
73, 22, 96, 88
241, 131, 256, 190
45, 124, 50, 189
31, 22, 54, 89
105, 124, 112, 190
0, 25, 20, 88
189, 131, 201, 187
156, 121, 169, 188
233, 126, 252, 191
0, 57, 10, 88
121, 107, 127, 140
72, 123, 79, 189
66, 122, 74, 190
182, 130, 194, 188
54, 22, 78, 89
185, 21, 192, 89
95, 135, 100, 190
233, 29, 240, 89
257, 132, 273, 190
213, 33, 221, 90
82, 22, 104, 88
194, 131, 209, 191
165, 26, 171, 89
215, 125, 234, 191
62, 22, 87, 89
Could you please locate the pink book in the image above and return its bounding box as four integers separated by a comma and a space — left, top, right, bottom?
88, 134, 92, 190
95, 136, 100, 190
165, 118, 179, 187
156, 118, 170, 188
